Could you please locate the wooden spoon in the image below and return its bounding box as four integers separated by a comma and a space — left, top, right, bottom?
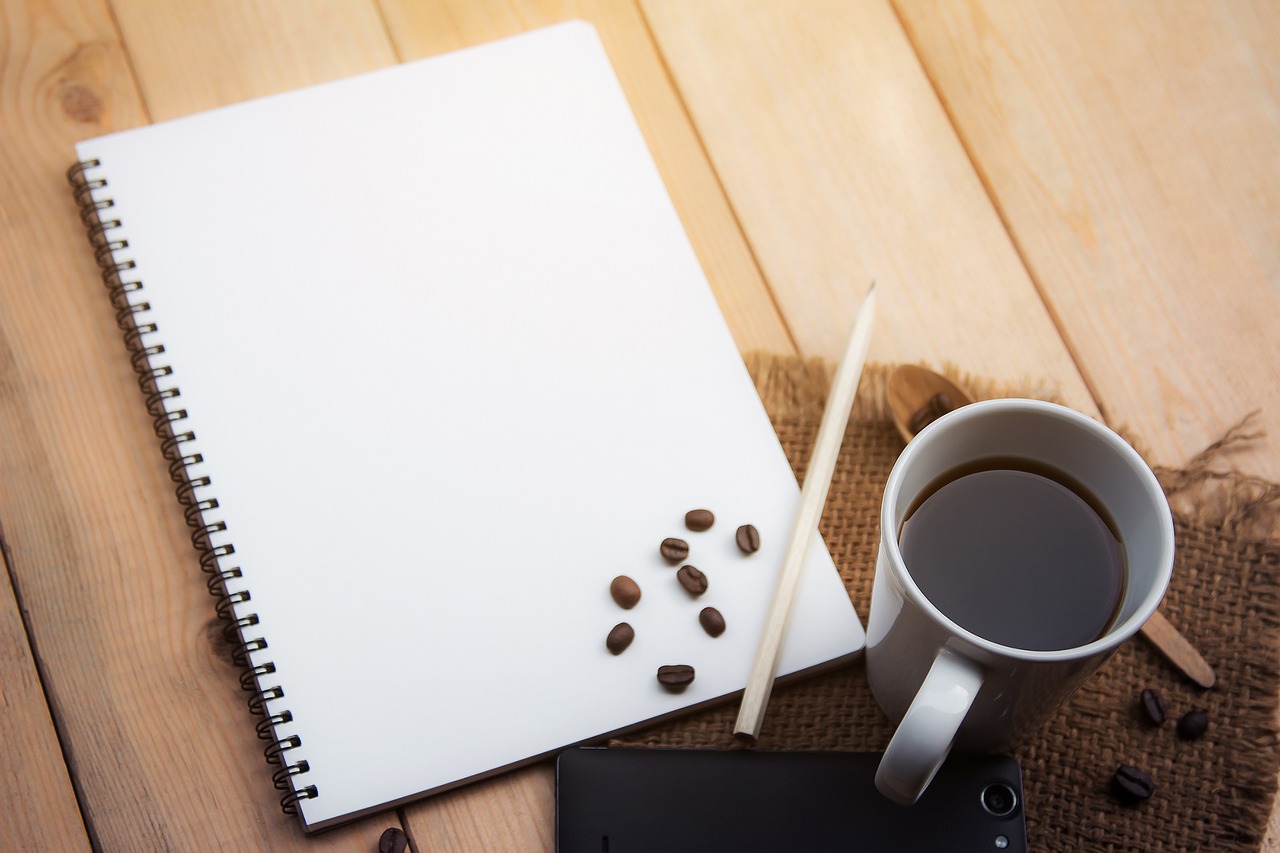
887, 364, 973, 444
886, 364, 1215, 688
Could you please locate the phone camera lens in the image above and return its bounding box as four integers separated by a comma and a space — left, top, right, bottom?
981, 783, 1018, 818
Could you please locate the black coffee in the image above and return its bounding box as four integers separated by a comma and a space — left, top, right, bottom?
899, 459, 1125, 651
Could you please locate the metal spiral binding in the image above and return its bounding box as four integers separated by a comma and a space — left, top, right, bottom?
66, 160, 317, 816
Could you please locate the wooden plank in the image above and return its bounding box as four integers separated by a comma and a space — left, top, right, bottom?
893, 0, 1280, 479
0, 539, 90, 849
379, 0, 795, 356
0, 3, 151, 849
112, 0, 397, 121
639, 0, 1094, 418
405, 765, 556, 852
0, 0, 395, 846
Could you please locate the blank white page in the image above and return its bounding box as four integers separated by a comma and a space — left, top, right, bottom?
76, 21, 865, 832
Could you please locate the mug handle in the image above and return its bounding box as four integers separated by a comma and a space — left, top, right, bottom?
874, 647, 985, 804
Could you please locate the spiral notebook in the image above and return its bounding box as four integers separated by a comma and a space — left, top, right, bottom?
67, 22, 865, 832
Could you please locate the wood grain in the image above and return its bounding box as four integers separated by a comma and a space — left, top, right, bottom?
640, 0, 1094, 418
0, 541, 90, 849
111, 0, 397, 121
893, 0, 1280, 480
0, 1, 150, 847
405, 764, 556, 852
0, 0, 395, 846
0, 2, 108, 846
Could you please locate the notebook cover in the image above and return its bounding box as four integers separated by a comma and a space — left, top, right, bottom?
71, 21, 865, 831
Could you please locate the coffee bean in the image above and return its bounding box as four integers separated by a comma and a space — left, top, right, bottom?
677, 564, 708, 596
907, 392, 955, 437
1111, 765, 1155, 803
1139, 688, 1167, 726
699, 606, 726, 637
610, 575, 641, 609
657, 664, 695, 692
907, 404, 940, 437
660, 537, 689, 563
379, 827, 408, 853
735, 524, 760, 554
606, 622, 635, 655
1177, 709, 1209, 740
685, 509, 715, 531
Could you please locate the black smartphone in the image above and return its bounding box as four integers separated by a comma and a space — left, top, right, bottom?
556, 747, 1027, 853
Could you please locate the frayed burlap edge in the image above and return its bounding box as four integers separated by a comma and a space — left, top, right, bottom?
743, 353, 1280, 542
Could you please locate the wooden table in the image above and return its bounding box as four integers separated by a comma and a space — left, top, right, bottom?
3, 0, 1277, 849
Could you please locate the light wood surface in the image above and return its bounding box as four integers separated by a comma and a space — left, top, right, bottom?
1, 0, 1275, 849
894, 0, 1280, 481
0, 541, 90, 849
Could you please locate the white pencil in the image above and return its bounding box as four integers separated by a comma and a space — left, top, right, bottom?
734, 283, 877, 742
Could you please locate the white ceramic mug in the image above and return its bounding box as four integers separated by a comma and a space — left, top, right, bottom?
866, 399, 1174, 804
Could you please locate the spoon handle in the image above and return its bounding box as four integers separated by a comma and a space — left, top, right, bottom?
1141, 610, 1216, 688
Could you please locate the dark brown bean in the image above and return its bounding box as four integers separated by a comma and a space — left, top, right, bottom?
606, 622, 635, 655
1140, 688, 1167, 726
907, 404, 940, 437
610, 575, 641, 609
676, 565, 708, 596
1111, 765, 1155, 803
685, 509, 715, 531
735, 524, 760, 554
699, 606, 726, 637
1176, 709, 1209, 740
907, 392, 956, 437
379, 827, 409, 853
660, 537, 690, 563
656, 664, 695, 692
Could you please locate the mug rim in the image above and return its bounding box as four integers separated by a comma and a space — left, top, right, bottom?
880, 398, 1175, 663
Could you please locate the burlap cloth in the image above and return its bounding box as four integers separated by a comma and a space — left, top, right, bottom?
611, 355, 1280, 852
